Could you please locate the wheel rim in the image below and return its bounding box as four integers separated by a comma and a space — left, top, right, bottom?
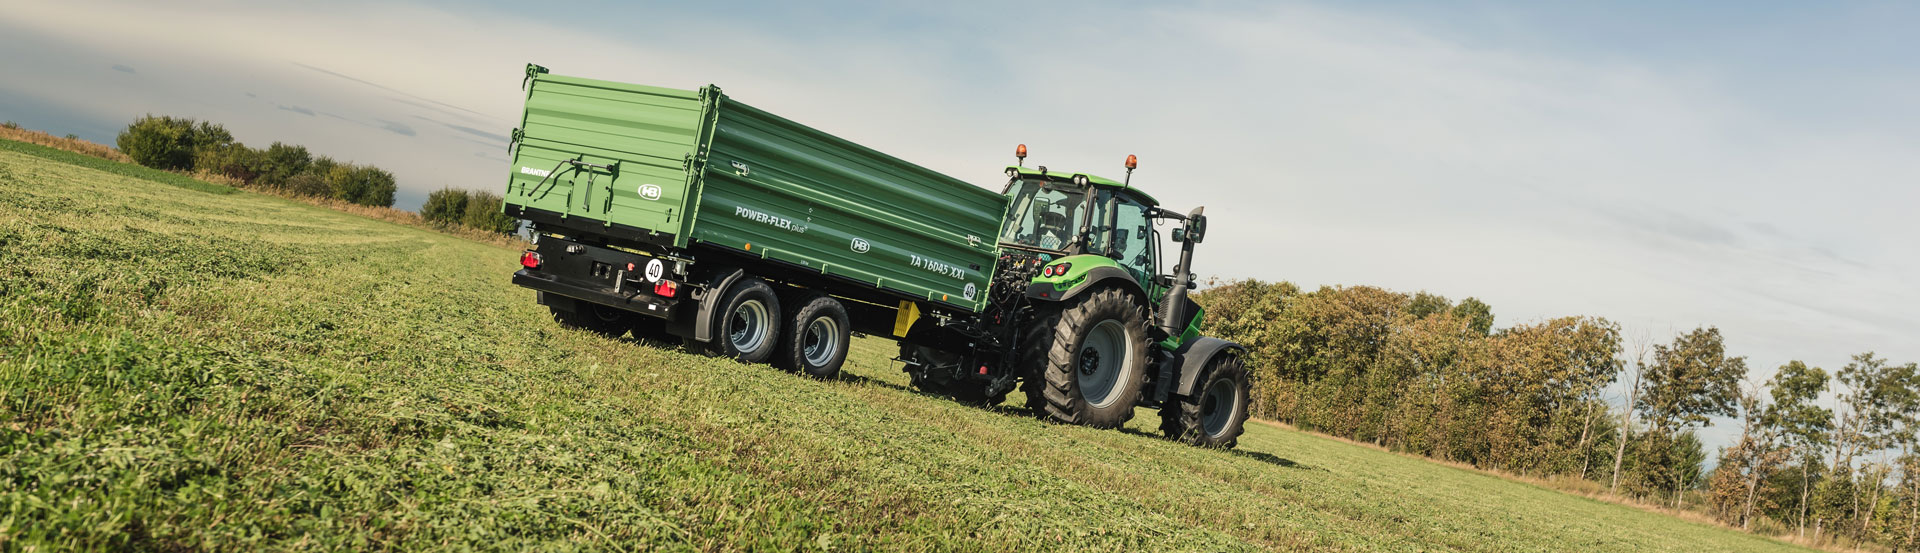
728, 299, 770, 353
802, 316, 841, 367
1076, 319, 1131, 408
1201, 376, 1237, 436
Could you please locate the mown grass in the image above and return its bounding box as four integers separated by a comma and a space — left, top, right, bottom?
0, 141, 1818, 552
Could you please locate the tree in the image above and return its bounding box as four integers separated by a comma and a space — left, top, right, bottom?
1636, 327, 1747, 501
1766, 360, 1832, 535
1451, 297, 1494, 336
1612, 335, 1650, 494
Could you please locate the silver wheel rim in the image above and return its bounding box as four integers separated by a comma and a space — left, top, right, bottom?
1201, 376, 1237, 436
1076, 319, 1132, 408
802, 316, 841, 367
728, 299, 770, 353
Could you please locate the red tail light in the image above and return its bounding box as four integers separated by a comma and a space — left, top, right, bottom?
520, 251, 542, 269
654, 279, 678, 298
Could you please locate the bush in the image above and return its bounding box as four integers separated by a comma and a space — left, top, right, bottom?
283, 172, 331, 198
461, 191, 517, 234
258, 142, 312, 187
421, 188, 471, 224
115, 115, 231, 171
194, 143, 265, 185
326, 164, 396, 207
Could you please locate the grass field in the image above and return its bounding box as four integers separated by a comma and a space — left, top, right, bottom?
0, 141, 1819, 552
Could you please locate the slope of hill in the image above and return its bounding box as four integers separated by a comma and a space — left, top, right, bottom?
0, 141, 1815, 552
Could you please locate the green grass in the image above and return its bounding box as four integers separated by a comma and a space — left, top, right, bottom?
0, 140, 1817, 552
0, 138, 233, 195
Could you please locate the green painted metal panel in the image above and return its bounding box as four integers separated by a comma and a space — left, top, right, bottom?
504, 66, 1005, 312
506, 72, 706, 241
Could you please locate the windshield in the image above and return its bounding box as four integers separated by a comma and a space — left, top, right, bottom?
1000, 179, 1089, 251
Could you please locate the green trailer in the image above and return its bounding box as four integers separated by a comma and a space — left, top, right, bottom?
506, 65, 1253, 448
506, 65, 1001, 315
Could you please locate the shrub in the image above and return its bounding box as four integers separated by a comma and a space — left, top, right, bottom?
283, 172, 331, 198
1, 121, 17, 129
115, 115, 231, 171
326, 164, 396, 207
258, 142, 312, 187
461, 191, 517, 234
194, 143, 265, 185
421, 188, 470, 224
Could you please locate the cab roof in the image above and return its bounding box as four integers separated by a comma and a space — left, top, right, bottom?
1005, 166, 1158, 206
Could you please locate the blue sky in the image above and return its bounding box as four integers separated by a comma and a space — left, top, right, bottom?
4, 0, 1918, 454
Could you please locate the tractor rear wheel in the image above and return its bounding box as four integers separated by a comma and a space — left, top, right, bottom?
1039, 287, 1149, 428
1019, 310, 1060, 415
1160, 353, 1250, 448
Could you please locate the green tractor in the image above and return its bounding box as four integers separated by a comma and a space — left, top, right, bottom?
900, 148, 1251, 447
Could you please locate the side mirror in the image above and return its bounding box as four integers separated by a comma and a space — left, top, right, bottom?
1187, 216, 1207, 244
1171, 227, 1186, 242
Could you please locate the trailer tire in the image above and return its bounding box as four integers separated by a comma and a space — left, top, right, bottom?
1039, 287, 1149, 428
1159, 353, 1250, 448
778, 294, 850, 379
549, 297, 630, 338
709, 278, 781, 363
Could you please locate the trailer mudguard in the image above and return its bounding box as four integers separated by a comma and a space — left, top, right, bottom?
1171, 336, 1246, 398
669, 268, 746, 342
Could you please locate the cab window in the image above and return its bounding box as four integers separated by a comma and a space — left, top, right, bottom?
1110, 194, 1155, 282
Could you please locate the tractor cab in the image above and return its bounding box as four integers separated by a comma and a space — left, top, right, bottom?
998, 165, 1164, 286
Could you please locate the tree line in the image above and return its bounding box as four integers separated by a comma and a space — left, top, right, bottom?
114, 114, 516, 235
117, 114, 397, 207
1194, 279, 1916, 549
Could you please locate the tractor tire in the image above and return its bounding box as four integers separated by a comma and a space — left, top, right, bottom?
1019, 310, 1061, 415
777, 294, 851, 379
708, 278, 782, 363
1160, 353, 1250, 448
1038, 287, 1149, 428
548, 296, 630, 338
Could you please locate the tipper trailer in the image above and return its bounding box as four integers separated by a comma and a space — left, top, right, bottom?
504, 65, 1251, 447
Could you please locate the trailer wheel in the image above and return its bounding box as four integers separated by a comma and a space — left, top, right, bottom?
710, 278, 781, 363
1159, 353, 1250, 448
1039, 287, 1149, 428
778, 294, 850, 378
548, 297, 629, 338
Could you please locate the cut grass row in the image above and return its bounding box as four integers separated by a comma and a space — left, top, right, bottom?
0, 140, 1816, 552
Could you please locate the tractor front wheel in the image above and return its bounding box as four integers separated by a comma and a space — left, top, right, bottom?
1160, 353, 1250, 448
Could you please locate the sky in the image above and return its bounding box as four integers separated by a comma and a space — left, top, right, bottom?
4, 0, 1917, 452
